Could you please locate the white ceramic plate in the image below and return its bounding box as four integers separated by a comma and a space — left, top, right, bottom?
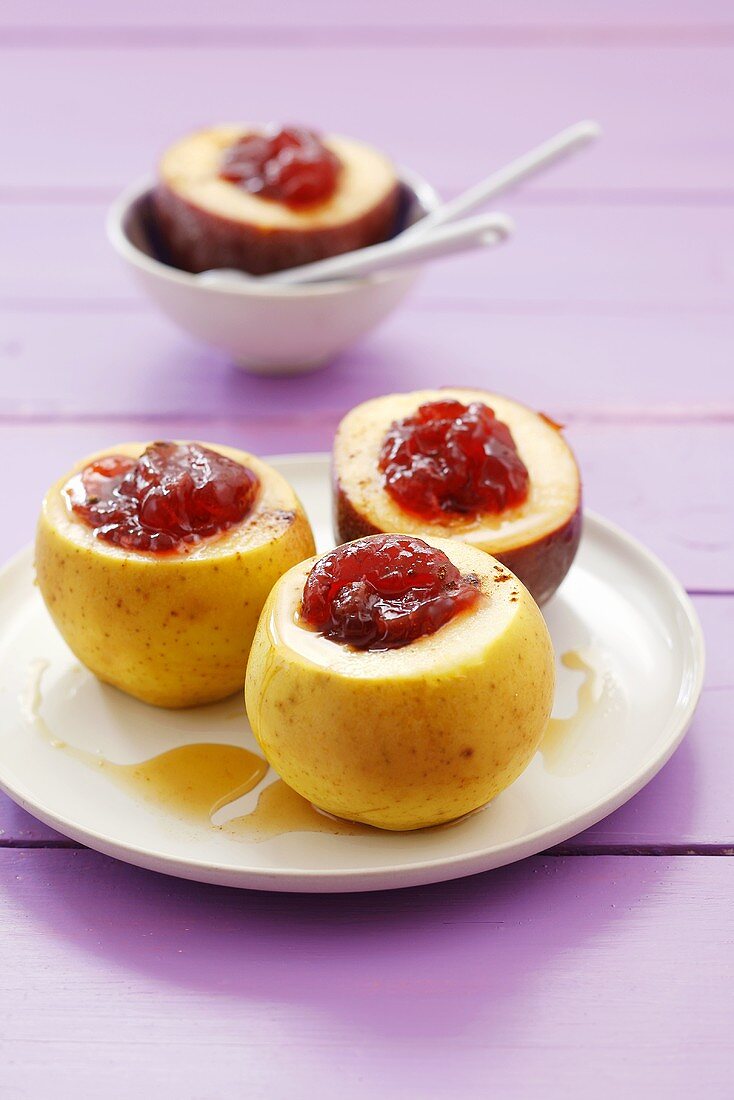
0, 455, 704, 892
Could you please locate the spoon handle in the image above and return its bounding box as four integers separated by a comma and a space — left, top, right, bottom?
409, 119, 601, 236
265, 212, 513, 286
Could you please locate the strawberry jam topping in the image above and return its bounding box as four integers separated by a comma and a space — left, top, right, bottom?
379, 399, 530, 521
300, 534, 479, 650
66, 442, 259, 553
220, 126, 341, 207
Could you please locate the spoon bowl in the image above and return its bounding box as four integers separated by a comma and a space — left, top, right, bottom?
107, 169, 441, 375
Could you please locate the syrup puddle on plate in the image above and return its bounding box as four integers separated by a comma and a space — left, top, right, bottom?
21, 651, 616, 841
541, 648, 621, 776
20, 659, 371, 840
227, 779, 370, 839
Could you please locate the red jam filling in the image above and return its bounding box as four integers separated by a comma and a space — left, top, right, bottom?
66, 442, 259, 553
378, 399, 530, 521
300, 534, 479, 650
219, 126, 341, 207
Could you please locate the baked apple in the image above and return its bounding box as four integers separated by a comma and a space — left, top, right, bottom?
333, 388, 582, 605
153, 124, 400, 275
35, 442, 315, 708
245, 533, 555, 831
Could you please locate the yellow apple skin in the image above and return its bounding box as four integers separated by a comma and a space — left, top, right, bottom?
245, 537, 554, 830
35, 443, 316, 708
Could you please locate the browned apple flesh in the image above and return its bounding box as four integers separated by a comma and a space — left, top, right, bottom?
153, 126, 401, 275
333, 388, 582, 605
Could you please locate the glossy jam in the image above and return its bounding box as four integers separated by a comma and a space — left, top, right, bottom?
219, 126, 341, 207
379, 399, 530, 521
66, 441, 259, 553
300, 533, 479, 650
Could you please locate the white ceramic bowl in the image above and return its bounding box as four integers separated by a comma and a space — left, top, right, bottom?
106, 171, 441, 376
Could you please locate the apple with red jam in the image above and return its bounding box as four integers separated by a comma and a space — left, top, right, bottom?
245, 533, 555, 831
153, 124, 400, 275
333, 388, 582, 605
36, 441, 315, 708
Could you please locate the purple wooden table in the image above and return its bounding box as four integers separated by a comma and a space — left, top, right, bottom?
1, 3, 733, 1095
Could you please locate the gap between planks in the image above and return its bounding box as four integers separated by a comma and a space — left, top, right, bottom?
3, 26, 734, 50
1, 839, 733, 855
1, 409, 732, 428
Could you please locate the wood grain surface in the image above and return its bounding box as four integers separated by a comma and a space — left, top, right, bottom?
1, 850, 732, 1098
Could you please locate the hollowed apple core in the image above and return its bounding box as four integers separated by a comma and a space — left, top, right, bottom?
378, 400, 530, 521
300, 533, 479, 650
65, 441, 260, 553
219, 125, 341, 207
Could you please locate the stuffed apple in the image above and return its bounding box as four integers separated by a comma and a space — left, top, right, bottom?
35, 441, 316, 708
153, 124, 400, 275
333, 389, 582, 604
245, 533, 555, 831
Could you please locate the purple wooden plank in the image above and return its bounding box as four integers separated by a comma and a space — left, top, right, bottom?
0, 46, 732, 195
0, 807, 68, 845
1, 593, 728, 848
2, 1, 731, 31
0, 420, 730, 588
1, 308, 732, 417
571, 423, 733, 592
4, 201, 734, 311
0, 849, 731, 1097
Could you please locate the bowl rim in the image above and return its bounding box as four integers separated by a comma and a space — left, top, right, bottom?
106, 167, 443, 299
